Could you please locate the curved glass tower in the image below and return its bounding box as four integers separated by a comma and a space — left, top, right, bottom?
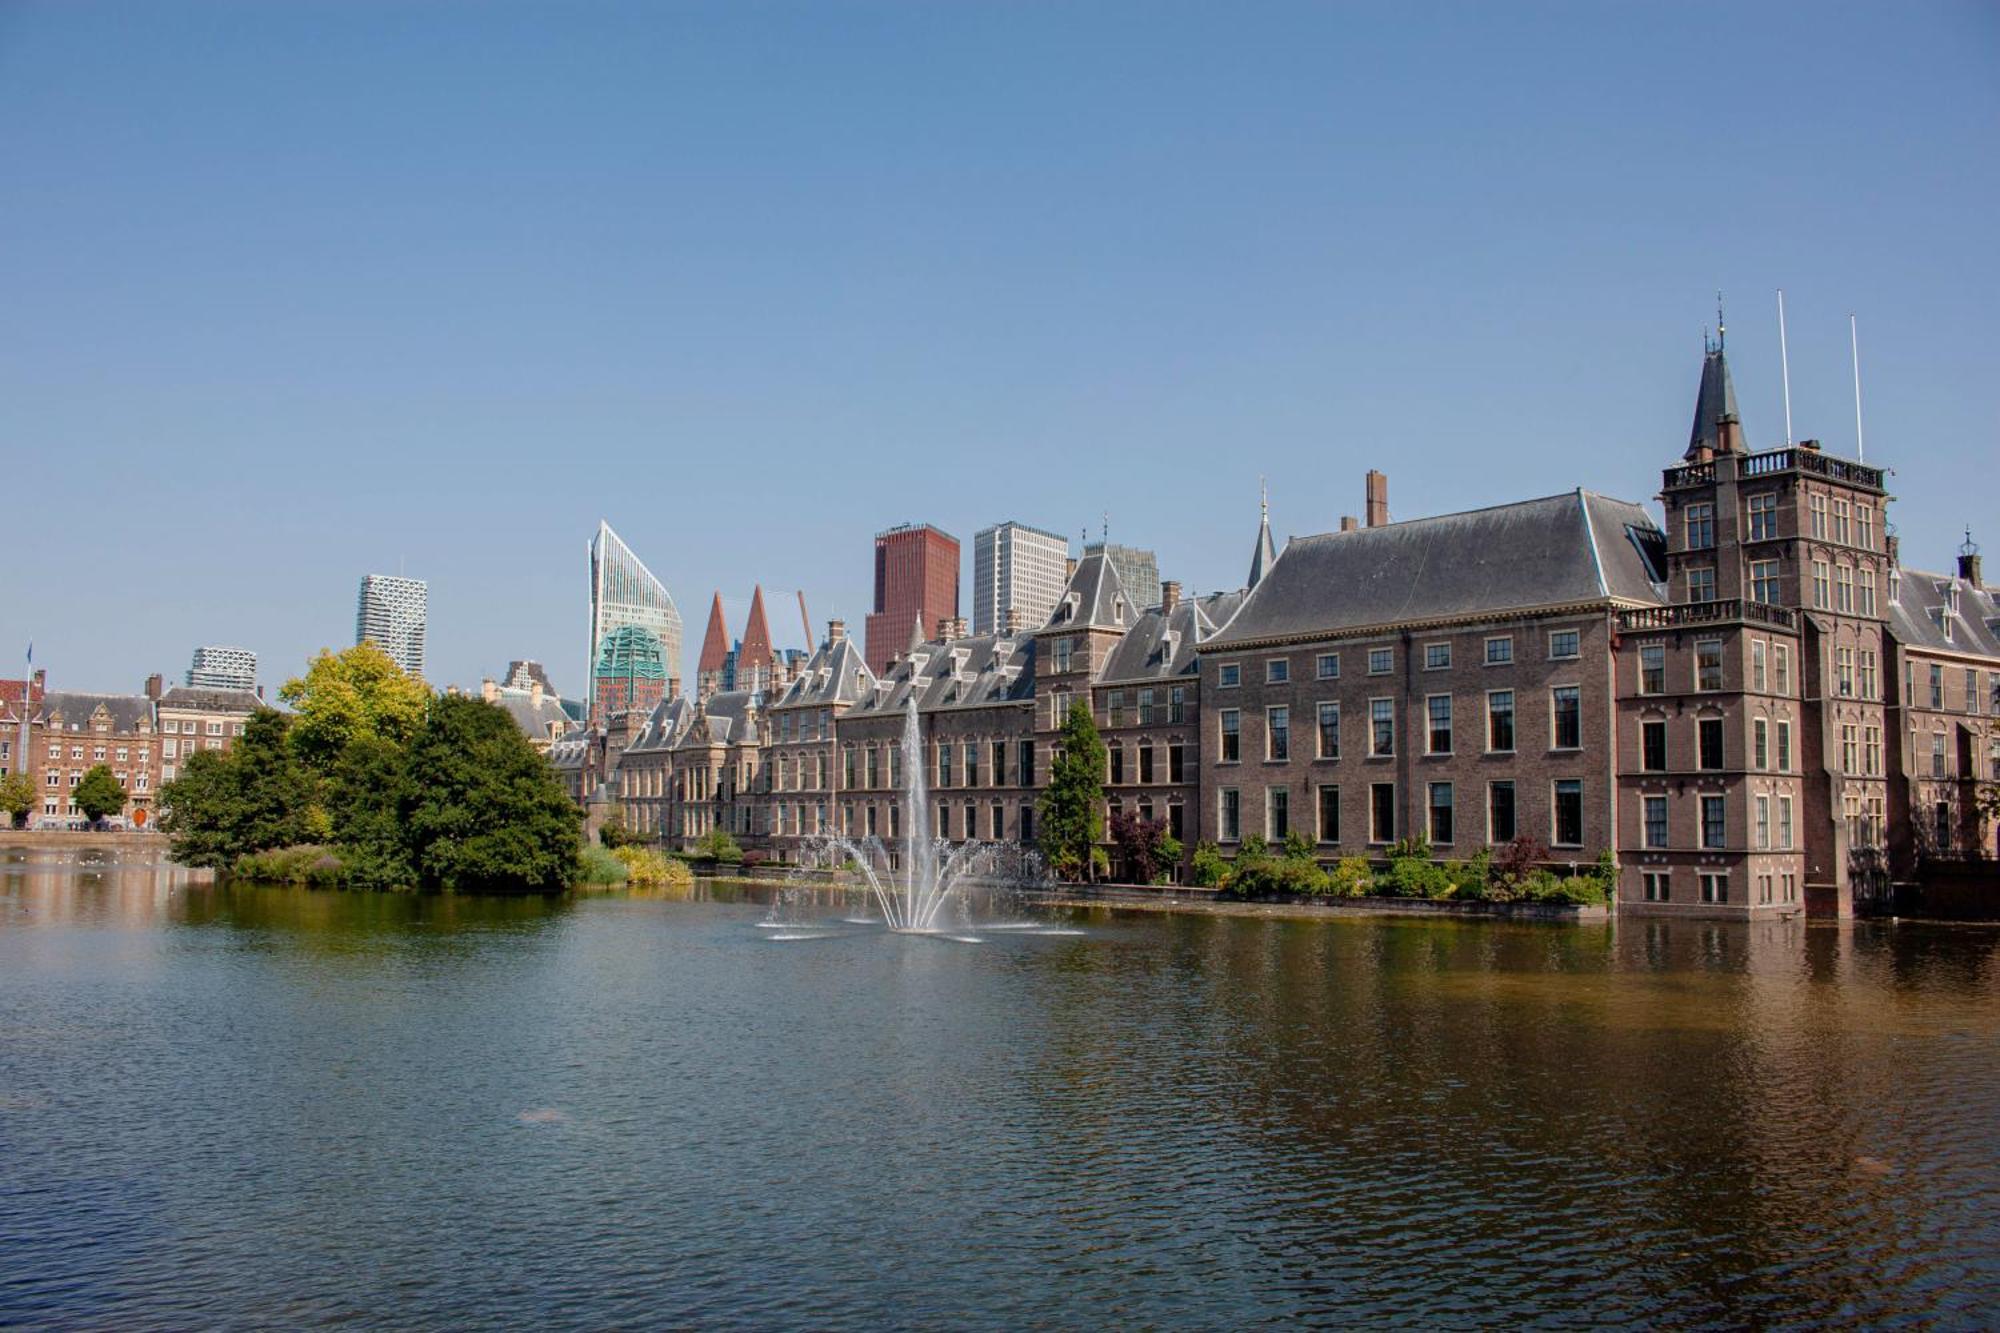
588, 522, 683, 712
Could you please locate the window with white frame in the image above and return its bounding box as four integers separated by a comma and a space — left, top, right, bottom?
1549, 630, 1580, 659
1424, 642, 1451, 670
1368, 647, 1393, 675
1485, 636, 1513, 665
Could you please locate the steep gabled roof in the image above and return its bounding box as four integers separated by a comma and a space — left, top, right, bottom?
1042, 550, 1132, 633
697, 593, 731, 674
1206, 491, 1665, 648
846, 631, 1036, 717
773, 635, 876, 709
1887, 567, 2000, 660
1687, 344, 1744, 460
36, 692, 155, 733
1099, 590, 1247, 683
1248, 495, 1277, 591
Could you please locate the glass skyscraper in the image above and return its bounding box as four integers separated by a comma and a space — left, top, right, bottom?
588, 521, 684, 709
355, 575, 428, 678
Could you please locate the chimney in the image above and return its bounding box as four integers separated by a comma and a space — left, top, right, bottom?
950, 617, 968, 639
1340, 516, 1359, 533
1160, 580, 1181, 613
1365, 470, 1389, 528
144, 673, 163, 701
1960, 533, 1984, 588
1799, 437, 1821, 452
828, 618, 847, 644
481, 678, 499, 702
937, 616, 953, 640
1717, 413, 1744, 455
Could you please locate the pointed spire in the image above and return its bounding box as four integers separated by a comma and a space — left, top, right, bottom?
740, 585, 775, 668
906, 613, 926, 655
1247, 483, 1278, 590
696, 592, 731, 674
1685, 337, 1746, 461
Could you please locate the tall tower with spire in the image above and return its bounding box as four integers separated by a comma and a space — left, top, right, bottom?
1247, 479, 1277, 590
737, 586, 777, 694
695, 592, 731, 701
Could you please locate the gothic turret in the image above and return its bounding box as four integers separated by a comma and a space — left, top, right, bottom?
1247, 483, 1278, 590
1686, 333, 1746, 461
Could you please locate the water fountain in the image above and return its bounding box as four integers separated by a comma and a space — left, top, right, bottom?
778, 697, 1047, 937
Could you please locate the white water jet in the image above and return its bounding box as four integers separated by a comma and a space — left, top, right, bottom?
792, 697, 1047, 934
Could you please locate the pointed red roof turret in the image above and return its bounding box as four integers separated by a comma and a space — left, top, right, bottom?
740, 585, 775, 668
697, 592, 731, 674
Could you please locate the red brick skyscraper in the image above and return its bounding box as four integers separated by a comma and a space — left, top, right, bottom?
864, 523, 960, 674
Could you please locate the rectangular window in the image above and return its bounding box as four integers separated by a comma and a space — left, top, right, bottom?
1776, 720, 1792, 771
1755, 794, 1771, 850
938, 804, 952, 839
1779, 796, 1794, 851
1169, 687, 1186, 724
1108, 745, 1124, 785
1549, 630, 1580, 659
1266, 658, 1289, 684
1267, 706, 1290, 762
1643, 719, 1667, 771
1019, 806, 1033, 843
1218, 662, 1240, 688
1931, 732, 1947, 778
1424, 642, 1452, 670
1108, 691, 1127, 728
1858, 569, 1876, 617
964, 743, 979, 788
1428, 782, 1454, 844
1220, 789, 1240, 842
1686, 502, 1715, 549
1930, 665, 1943, 710
1426, 695, 1453, 754
1139, 745, 1155, 784
1701, 795, 1726, 849
1701, 872, 1729, 904
1553, 780, 1583, 847
1488, 781, 1516, 843
1220, 710, 1240, 763
1857, 504, 1874, 551
1695, 640, 1723, 692
1834, 564, 1853, 613
1317, 785, 1340, 842
1968, 667, 1981, 715
1689, 568, 1716, 603
938, 744, 953, 788
1485, 636, 1513, 665
1836, 647, 1856, 700
1750, 559, 1782, 605
992, 742, 1007, 786
1551, 686, 1581, 749
1640, 643, 1665, 695
1698, 717, 1724, 770
1747, 492, 1778, 541
1859, 650, 1877, 700
1754, 718, 1769, 770
1775, 644, 1791, 695
1488, 690, 1515, 752
1370, 783, 1396, 844
1267, 788, 1289, 841
1370, 698, 1394, 756
1315, 653, 1339, 680
1644, 795, 1668, 848
1864, 726, 1882, 777
1316, 702, 1340, 759
1368, 647, 1393, 675
1810, 492, 1827, 539
1832, 498, 1850, 544
1168, 743, 1185, 783
1018, 740, 1035, 787
1137, 689, 1156, 725
1644, 872, 1670, 902
1812, 560, 1830, 609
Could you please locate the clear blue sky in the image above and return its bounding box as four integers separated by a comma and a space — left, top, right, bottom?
4, 2, 1995, 695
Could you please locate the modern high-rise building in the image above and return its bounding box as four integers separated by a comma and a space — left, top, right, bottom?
863, 523, 960, 674
589, 521, 684, 709
972, 521, 1069, 634
355, 575, 428, 678
185, 645, 257, 691
1081, 541, 1161, 612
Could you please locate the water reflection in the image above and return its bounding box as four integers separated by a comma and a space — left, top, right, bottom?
0, 857, 1995, 1327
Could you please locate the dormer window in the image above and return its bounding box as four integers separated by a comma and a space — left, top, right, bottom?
1946, 583, 1961, 615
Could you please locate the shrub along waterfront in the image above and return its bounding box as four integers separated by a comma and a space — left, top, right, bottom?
1193, 833, 1611, 906
158, 644, 582, 893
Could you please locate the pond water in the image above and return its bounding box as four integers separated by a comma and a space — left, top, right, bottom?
3, 849, 1998, 1328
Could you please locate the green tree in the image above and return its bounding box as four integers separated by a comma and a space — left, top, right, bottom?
0, 771, 32, 828
72, 765, 128, 823
157, 710, 319, 866
326, 733, 415, 889
279, 642, 430, 774
401, 694, 581, 893
693, 827, 744, 863
1038, 697, 1107, 882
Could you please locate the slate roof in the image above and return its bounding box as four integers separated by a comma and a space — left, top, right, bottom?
1098, 590, 1248, 684
1204, 491, 1666, 649
624, 694, 697, 754
1887, 567, 2000, 660
1042, 550, 1134, 633
158, 685, 264, 714
676, 689, 758, 749
484, 686, 572, 740
1247, 506, 1277, 591
771, 636, 875, 710
1687, 345, 1744, 460
36, 692, 156, 733
846, 632, 1037, 718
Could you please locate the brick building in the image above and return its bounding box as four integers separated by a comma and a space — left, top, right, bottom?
155, 681, 262, 784
30, 685, 160, 826
864, 523, 960, 676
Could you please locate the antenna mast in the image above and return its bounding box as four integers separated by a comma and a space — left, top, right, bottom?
1850, 313, 1866, 461
1777, 289, 1794, 447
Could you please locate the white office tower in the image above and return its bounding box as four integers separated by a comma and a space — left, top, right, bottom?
186, 646, 257, 691
355, 574, 429, 678
972, 521, 1070, 635
588, 521, 684, 708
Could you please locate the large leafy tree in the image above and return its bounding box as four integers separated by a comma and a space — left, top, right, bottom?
326, 734, 416, 889
279, 642, 430, 774
157, 710, 319, 865
0, 771, 35, 827
1038, 697, 1107, 882
401, 694, 581, 893
72, 765, 128, 823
